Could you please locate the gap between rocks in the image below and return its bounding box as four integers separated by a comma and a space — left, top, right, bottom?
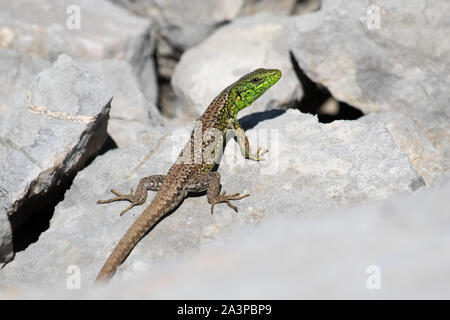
11, 135, 118, 253
289, 51, 364, 123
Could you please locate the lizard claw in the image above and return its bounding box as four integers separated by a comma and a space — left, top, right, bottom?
97, 186, 147, 216
249, 147, 268, 161
97, 188, 135, 204
120, 203, 137, 216
210, 191, 250, 214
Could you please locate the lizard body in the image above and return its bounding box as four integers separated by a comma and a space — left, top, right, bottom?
95, 68, 281, 282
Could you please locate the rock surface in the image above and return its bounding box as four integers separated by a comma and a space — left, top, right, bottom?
80, 59, 163, 147
3, 177, 450, 298
111, 0, 244, 85
112, 0, 244, 51
289, 0, 450, 183
0, 49, 51, 262
172, 14, 302, 118
91, 176, 449, 299
0, 0, 157, 105
360, 113, 447, 186
0, 53, 112, 262
0, 109, 423, 288
3, 177, 449, 298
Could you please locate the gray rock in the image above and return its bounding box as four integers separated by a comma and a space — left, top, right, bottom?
0, 53, 112, 262
172, 14, 302, 118
289, 0, 450, 179
0, 49, 51, 261
0, 109, 423, 287
0, 49, 51, 112
80, 59, 164, 147
112, 0, 245, 106
3, 178, 449, 298
0, 0, 157, 106
112, 0, 245, 51
360, 113, 448, 185
0, 49, 51, 262
91, 177, 450, 299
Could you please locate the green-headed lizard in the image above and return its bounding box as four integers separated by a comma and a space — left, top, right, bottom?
96, 68, 282, 282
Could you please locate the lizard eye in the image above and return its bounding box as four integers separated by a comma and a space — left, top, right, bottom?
251, 77, 261, 83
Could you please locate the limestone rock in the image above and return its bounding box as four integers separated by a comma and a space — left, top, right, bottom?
0, 0, 157, 105
80, 59, 164, 147
93, 177, 450, 299
112, 0, 245, 51
0, 53, 112, 262
0, 109, 423, 287
289, 0, 450, 180
360, 113, 448, 185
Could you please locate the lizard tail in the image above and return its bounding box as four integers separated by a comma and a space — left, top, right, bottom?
94, 201, 166, 283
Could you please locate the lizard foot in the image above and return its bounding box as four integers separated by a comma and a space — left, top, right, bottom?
97, 188, 140, 216
249, 147, 268, 161
210, 191, 249, 214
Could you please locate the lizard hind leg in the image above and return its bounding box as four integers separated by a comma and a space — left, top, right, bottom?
184, 171, 249, 214
97, 175, 166, 216
209, 191, 249, 214
97, 187, 142, 216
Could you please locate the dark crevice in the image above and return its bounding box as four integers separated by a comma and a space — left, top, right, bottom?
11, 135, 118, 254
11, 179, 70, 253
317, 102, 365, 123
84, 134, 118, 168
289, 51, 364, 123
154, 34, 183, 118
212, 19, 231, 30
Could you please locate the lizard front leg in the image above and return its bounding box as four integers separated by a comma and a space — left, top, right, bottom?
232, 120, 268, 161
184, 171, 249, 214
97, 175, 165, 215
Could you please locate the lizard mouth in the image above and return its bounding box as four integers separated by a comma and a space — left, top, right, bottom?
268, 69, 282, 83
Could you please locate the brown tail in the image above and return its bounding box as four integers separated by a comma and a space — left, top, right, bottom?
94, 201, 166, 283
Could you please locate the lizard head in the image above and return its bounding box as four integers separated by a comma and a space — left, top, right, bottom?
231, 68, 282, 113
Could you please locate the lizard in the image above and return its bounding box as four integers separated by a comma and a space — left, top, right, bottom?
95, 68, 282, 282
